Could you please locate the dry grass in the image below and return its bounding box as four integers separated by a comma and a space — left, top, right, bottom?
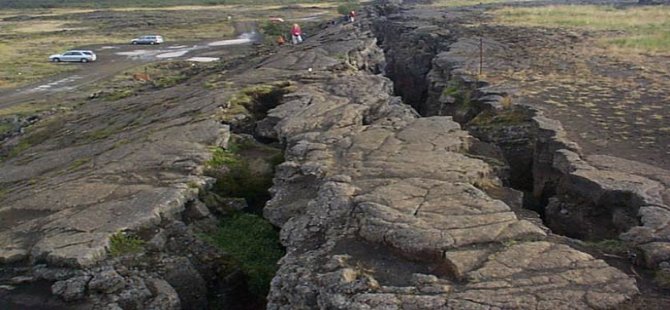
0, 100, 56, 117
425, 0, 531, 8
0, 33, 125, 87
0, 2, 340, 88
8, 21, 88, 33
494, 5, 670, 54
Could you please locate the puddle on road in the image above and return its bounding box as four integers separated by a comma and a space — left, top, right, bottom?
156, 50, 190, 58
187, 57, 220, 63
115, 50, 151, 56
208, 32, 257, 47
26, 76, 82, 93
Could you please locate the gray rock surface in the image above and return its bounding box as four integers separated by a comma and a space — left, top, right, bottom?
372, 0, 670, 281
255, 8, 638, 309
52, 275, 91, 302
2, 0, 663, 308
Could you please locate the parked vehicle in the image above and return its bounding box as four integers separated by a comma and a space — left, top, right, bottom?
49, 50, 97, 63
131, 35, 164, 45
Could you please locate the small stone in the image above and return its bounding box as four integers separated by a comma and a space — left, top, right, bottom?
418, 284, 451, 294
185, 200, 212, 220
145, 278, 180, 310
9, 276, 34, 284
640, 242, 670, 268
88, 268, 125, 294
410, 273, 438, 285
146, 230, 168, 251
444, 249, 490, 280
104, 303, 124, 310
52, 275, 91, 302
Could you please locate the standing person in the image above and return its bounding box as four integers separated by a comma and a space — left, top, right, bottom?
349, 10, 356, 23
291, 23, 303, 45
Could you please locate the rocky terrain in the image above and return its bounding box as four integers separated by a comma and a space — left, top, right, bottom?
0, 0, 669, 309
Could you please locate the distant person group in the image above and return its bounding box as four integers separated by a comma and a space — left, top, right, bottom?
275, 10, 357, 46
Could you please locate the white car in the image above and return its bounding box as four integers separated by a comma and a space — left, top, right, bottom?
49, 50, 97, 63
131, 35, 164, 45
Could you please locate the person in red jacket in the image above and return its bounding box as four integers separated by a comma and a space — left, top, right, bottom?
291, 23, 303, 45
349, 10, 356, 23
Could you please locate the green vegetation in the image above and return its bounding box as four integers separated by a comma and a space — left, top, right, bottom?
203, 134, 285, 299
216, 82, 293, 124
337, 0, 360, 15
0, 99, 70, 118
442, 81, 460, 98
4, 117, 65, 158
105, 89, 135, 101
584, 239, 632, 255
207, 137, 283, 210
261, 20, 290, 38
468, 107, 532, 127
228, 83, 290, 108
207, 145, 241, 168
210, 212, 284, 297
67, 157, 90, 170
203, 135, 285, 298
152, 74, 188, 89
98, 62, 201, 101
108, 231, 145, 257
494, 5, 670, 53
0, 123, 13, 136
655, 269, 670, 289
442, 79, 473, 107
83, 127, 118, 141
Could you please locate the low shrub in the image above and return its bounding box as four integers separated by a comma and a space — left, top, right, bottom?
337, 0, 360, 16
109, 232, 144, 257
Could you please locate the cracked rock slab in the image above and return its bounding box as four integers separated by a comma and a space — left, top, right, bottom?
263, 10, 639, 310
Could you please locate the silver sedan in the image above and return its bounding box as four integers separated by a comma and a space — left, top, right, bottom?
49, 50, 97, 63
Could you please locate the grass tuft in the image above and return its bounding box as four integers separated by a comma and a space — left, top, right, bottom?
109, 231, 145, 257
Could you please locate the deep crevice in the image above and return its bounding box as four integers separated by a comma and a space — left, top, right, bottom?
369, 12, 643, 243
202, 88, 289, 309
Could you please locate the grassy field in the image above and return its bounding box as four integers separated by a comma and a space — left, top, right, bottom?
0, 2, 343, 88
0, 16, 232, 87
0, 0, 327, 9
424, 0, 531, 7
494, 5, 670, 54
